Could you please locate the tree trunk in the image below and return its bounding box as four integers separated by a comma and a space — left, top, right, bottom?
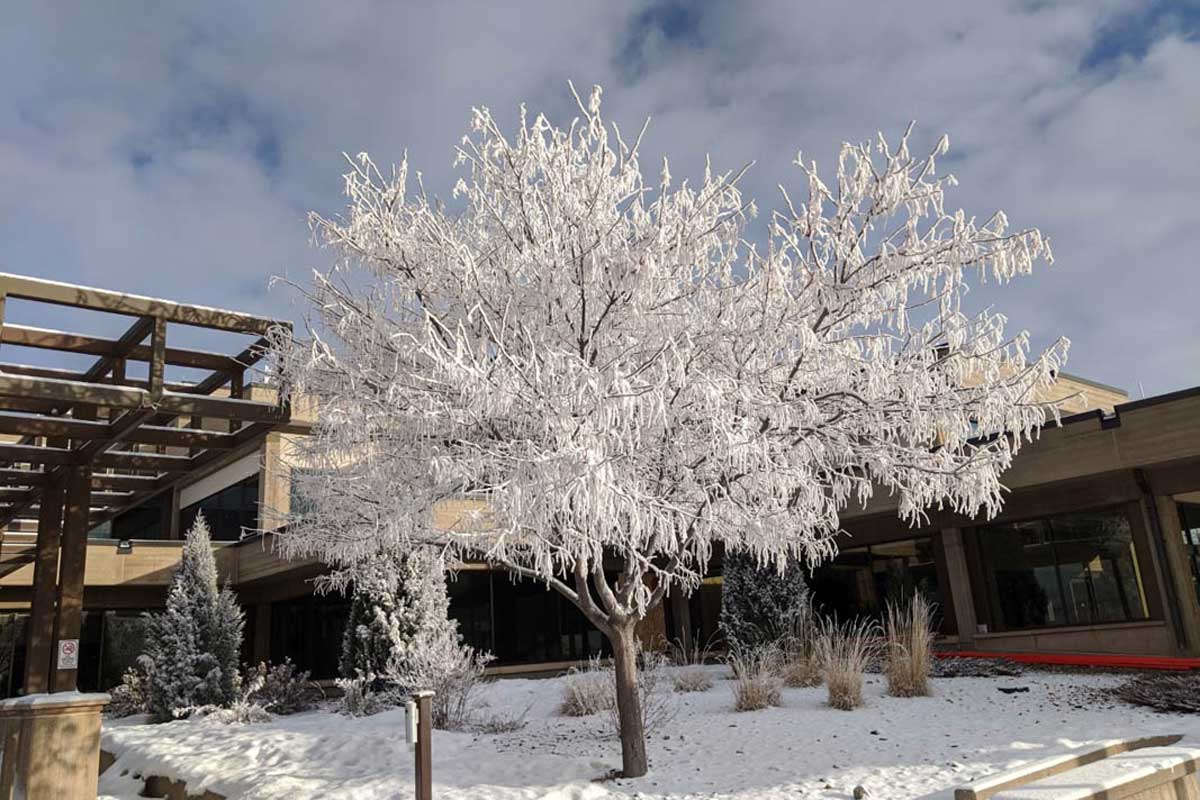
610, 621, 648, 778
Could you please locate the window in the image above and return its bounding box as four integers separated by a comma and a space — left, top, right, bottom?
978, 508, 1146, 631
109, 493, 168, 540
807, 537, 945, 626
180, 475, 260, 542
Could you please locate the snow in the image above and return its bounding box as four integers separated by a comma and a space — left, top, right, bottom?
98, 668, 1200, 800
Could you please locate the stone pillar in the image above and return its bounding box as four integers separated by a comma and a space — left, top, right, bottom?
940, 528, 978, 648
0, 693, 110, 800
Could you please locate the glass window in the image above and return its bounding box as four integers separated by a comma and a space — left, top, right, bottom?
109, 493, 168, 540
807, 538, 945, 627
978, 508, 1146, 631
180, 475, 260, 542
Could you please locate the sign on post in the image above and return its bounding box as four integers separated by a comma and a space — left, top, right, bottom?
57, 639, 79, 670
404, 699, 418, 751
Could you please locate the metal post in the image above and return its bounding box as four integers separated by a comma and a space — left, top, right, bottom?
413, 690, 433, 800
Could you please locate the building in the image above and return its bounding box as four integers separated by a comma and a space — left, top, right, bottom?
1, 274, 1198, 694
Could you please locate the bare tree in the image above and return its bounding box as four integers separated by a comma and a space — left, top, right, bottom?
269, 84, 1066, 777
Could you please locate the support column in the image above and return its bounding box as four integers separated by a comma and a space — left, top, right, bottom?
668, 589, 693, 653
1154, 495, 1200, 656
50, 466, 91, 693
23, 474, 65, 694
253, 603, 271, 664
940, 528, 977, 648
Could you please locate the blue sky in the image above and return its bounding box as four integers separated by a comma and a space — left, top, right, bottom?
1, 1, 1197, 394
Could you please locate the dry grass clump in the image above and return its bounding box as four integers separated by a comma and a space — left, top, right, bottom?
816, 617, 879, 711
780, 611, 822, 688
560, 655, 615, 716
884, 592, 936, 698
673, 669, 715, 693
727, 646, 784, 712
665, 636, 716, 693
1114, 673, 1200, 713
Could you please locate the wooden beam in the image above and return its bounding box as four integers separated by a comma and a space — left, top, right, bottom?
90, 474, 159, 491
0, 413, 238, 448
95, 450, 191, 472
0, 443, 73, 466
0, 469, 47, 487
0, 272, 287, 335
1, 324, 243, 372
0, 375, 288, 423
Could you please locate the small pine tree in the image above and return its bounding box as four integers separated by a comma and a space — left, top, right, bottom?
340, 547, 471, 692
142, 513, 245, 721
719, 549, 811, 652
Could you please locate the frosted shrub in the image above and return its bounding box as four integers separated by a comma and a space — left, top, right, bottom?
884, 592, 936, 698
143, 514, 245, 722
561, 656, 614, 716
429, 643, 494, 730
720, 551, 812, 653
727, 646, 784, 711
244, 660, 320, 715
106, 666, 150, 718
817, 617, 880, 711
336, 673, 397, 717
673, 670, 714, 693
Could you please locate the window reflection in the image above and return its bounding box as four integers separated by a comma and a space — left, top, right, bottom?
807, 537, 944, 626
978, 508, 1146, 631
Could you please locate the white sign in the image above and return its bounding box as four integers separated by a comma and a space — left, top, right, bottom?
57, 639, 79, 670
404, 700, 418, 750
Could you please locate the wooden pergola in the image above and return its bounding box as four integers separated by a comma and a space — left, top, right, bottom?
0, 272, 301, 694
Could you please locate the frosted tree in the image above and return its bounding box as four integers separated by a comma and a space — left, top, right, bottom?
339, 546, 465, 691
720, 550, 810, 652
269, 84, 1067, 776
142, 513, 244, 721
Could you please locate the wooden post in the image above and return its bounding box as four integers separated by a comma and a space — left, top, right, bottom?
413, 690, 433, 800
50, 465, 91, 693
941, 528, 978, 647
23, 473, 65, 694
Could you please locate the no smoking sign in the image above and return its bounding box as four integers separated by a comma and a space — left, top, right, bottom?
57, 639, 79, 670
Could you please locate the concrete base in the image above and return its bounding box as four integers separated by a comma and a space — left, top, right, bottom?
0, 692, 110, 800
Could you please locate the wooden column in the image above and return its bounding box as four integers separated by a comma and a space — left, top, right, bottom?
1153, 495, 1200, 656
414, 691, 433, 800
253, 603, 271, 664
23, 473, 65, 694
50, 465, 91, 693
940, 527, 977, 647
668, 589, 693, 653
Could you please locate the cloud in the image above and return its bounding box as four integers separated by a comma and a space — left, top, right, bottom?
0, 1, 1196, 393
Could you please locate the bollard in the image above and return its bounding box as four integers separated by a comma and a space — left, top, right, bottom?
411, 690, 433, 800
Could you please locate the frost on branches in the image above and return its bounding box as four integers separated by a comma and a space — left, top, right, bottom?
720, 550, 811, 653
269, 84, 1067, 776
142, 513, 244, 722
340, 547, 474, 692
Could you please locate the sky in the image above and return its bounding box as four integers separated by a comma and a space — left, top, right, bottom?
1, 1, 1198, 395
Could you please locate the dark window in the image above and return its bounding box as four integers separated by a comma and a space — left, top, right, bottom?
807, 537, 945, 627
978, 508, 1146, 631
110, 493, 168, 540
270, 592, 350, 680
181, 475, 260, 542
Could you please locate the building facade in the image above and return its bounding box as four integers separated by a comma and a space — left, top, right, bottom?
1, 377, 1198, 693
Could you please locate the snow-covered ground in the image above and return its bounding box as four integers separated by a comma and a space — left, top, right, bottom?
98, 667, 1200, 800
